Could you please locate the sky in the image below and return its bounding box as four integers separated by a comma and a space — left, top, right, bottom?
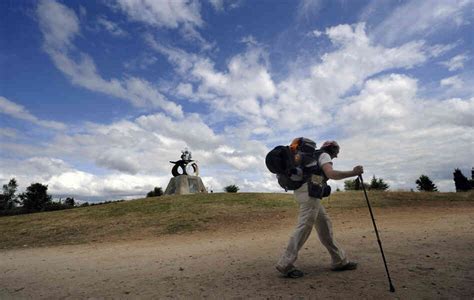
1, 0, 473, 202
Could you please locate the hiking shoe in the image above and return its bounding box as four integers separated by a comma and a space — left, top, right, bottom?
331, 261, 358, 272
286, 269, 304, 278
276, 265, 305, 278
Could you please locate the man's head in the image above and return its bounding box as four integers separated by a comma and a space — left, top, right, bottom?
321, 140, 340, 159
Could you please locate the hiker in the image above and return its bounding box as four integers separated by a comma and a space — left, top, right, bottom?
276, 140, 364, 278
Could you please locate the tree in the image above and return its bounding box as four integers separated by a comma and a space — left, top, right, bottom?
471, 168, 474, 189
19, 183, 52, 211
344, 179, 357, 191
344, 178, 368, 191
369, 175, 389, 191
146, 187, 163, 197
64, 197, 75, 207
224, 184, 239, 193
453, 168, 471, 192
0, 178, 19, 210
415, 175, 438, 192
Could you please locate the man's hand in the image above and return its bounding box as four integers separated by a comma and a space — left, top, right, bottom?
353, 165, 364, 176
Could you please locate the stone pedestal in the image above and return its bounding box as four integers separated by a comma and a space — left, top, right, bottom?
164, 175, 207, 195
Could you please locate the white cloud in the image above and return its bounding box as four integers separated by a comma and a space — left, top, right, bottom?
37, 0, 183, 117
312, 30, 323, 37
328, 72, 473, 192
0, 96, 66, 130
240, 35, 259, 46
370, 0, 473, 46
1, 107, 277, 199
145, 36, 196, 73
0, 157, 72, 188
261, 23, 427, 130
49, 19, 467, 194
337, 73, 473, 133
24, 157, 72, 176
209, 0, 224, 11
426, 97, 474, 127
7, 1, 472, 199
0, 152, 280, 201
147, 35, 276, 123
142, 19, 462, 185
209, 0, 242, 12
208, 0, 242, 12
427, 43, 458, 58
0, 156, 171, 201
336, 74, 418, 133
110, 0, 213, 49
113, 0, 203, 29
96, 16, 127, 36
37, 0, 79, 51
149, 23, 428, 134
193, 48, 276, 107
47, 171, 168, 199
0, 128, 18, 139
338, 124, 473, 192
179, 22, 216, 50
41, 110, 271, 179
135, 113, 221, 150
440, 54, 469, 71
123, 53, 158, 70
441, 75, 464, 89
79, 5, 87, 18
176, 83, 194, 98
296, 0, 323, 22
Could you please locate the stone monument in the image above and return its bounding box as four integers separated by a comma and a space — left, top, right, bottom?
164, 148, 207, 195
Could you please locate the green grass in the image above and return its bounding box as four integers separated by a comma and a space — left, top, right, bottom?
0, 191, 472, 250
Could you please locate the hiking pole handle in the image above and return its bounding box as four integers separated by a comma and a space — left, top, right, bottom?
359, 175, 395, 293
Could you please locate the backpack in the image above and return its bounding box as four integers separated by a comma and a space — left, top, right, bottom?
266, 137, 323, 191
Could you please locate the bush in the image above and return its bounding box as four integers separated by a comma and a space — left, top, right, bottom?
224, 185, 239, 193
369, 175, 389, 191
453, 168, 471, 192
416, 175, 438, 192
344, 179, 356, 190
1, 178, 19, 211
44, 201, 68, 211
1, 180, 81, 216
146, 187, 163, 197
19, 183, 53, 212
344, 178, 368, 190
64, 197, 75, 207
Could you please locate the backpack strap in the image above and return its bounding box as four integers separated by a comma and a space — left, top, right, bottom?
301, 150, 331, 184
305, 150, 333, 198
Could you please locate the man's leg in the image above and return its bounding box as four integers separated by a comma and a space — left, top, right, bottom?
314, 204, 350, 269
277, 191, 320, 274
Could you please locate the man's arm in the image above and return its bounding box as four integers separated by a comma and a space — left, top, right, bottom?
322, 163, 363, 180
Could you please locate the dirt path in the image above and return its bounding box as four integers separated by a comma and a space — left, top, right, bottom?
1, 203, 474, 299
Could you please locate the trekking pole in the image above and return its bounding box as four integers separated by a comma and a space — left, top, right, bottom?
359, 175, 395, 293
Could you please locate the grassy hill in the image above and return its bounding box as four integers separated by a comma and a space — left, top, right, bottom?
0, 191, 472, 250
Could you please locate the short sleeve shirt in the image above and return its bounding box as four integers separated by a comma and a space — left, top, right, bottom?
304, 152, 332, 168
318, 152, 332, 168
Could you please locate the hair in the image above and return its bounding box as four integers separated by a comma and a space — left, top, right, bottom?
320, 144, 339, 156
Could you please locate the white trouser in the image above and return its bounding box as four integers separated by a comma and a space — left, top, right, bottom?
277, 185, 348, 271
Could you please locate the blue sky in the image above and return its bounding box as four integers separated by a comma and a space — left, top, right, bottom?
1, 0, 473, 201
